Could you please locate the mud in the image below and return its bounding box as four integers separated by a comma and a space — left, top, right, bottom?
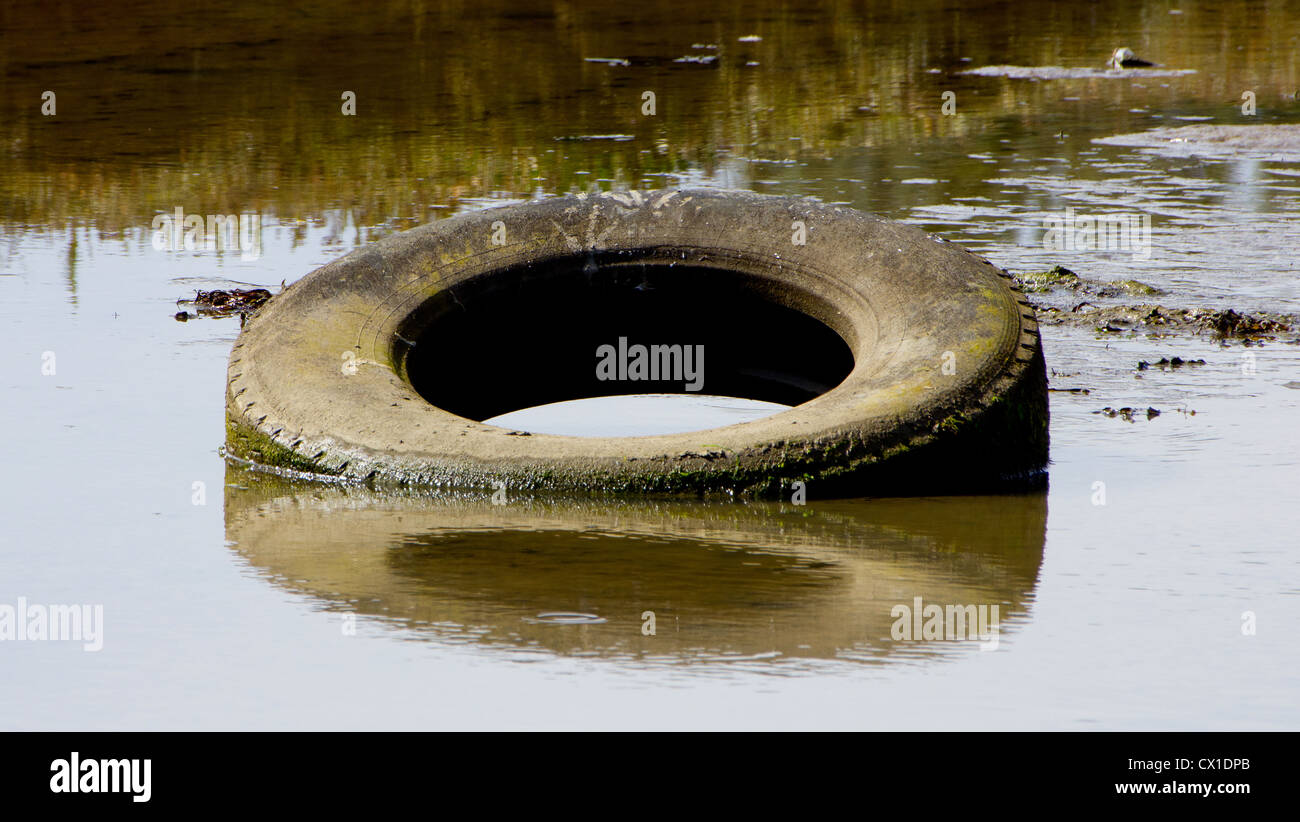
1013, 268, 1298, 342
1093, 124, 1300, 162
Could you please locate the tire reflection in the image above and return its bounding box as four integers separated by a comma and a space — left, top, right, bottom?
224, 465, 1046, 668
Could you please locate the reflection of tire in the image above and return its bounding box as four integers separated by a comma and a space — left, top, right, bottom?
226, 188, 1047, 497
224, 466, 1047, 662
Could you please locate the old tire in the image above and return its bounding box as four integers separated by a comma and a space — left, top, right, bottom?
225, 188, 1047, 498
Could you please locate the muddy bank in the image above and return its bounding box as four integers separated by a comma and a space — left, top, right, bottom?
1013, 267, 1298, 342
961, 65, 1195, 80
1093, 124, 1300, 162
1037, 303, 1296, 341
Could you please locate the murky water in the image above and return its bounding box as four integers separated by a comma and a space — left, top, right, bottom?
2, 0, 1297, 729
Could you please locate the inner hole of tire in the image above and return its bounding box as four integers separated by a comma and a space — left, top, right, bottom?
397, 254, 856, 422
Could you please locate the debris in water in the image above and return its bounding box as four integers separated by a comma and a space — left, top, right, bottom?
1030, 300, 1296, 342
1015, 265, 1079, 292
1013, 267, 1161, 298
176, 287, 273, 320
1206, 308, 1290, 338
1095, 406, 1164, 422
1137, 357, 1207, 370
1107, 47, 1155, 70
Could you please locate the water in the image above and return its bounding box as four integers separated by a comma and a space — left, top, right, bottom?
485, 395, 791, 436
1, 0, 1297, 729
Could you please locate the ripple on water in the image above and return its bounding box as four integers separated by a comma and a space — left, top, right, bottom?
522, 612, 609, 625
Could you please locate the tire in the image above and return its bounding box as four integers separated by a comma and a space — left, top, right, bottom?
225, 188, 1048, 498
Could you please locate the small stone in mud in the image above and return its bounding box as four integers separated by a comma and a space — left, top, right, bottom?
174, 311, 189, 322
1015, 267, 1160, 298
1112, 279, 1162, 296
1015, 265, 1080, 292
1092, 279, 1164, 298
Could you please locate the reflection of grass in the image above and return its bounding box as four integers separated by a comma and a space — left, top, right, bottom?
1, 0, 1297, 233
